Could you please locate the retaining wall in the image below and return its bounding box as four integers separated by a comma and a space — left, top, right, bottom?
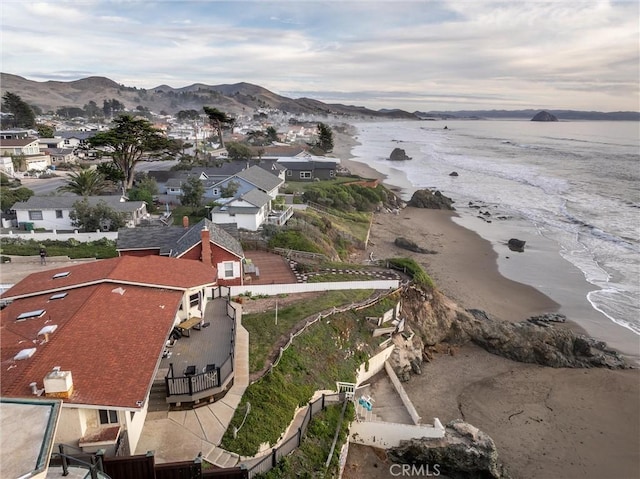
229, 280, 399, 297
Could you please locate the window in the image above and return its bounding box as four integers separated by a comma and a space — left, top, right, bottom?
189, 293, 199, 308
99, 409, 118, 425
224, 262, 234, 278
29, 211, 43, 220
52, 272, 70, 279
50, 292, 68, 300
213, 188, 219, 196
329, 170, 335, 177
286, 170, 292, 177
300, 171, 312, 179
55, 210, 63, 218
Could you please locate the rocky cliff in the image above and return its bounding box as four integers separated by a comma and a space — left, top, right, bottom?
395, 286, 628, 371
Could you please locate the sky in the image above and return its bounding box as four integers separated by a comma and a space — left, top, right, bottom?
1, 0, 638, 112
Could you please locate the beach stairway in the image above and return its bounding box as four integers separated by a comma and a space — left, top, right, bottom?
355, 401, 384, 423
206, 445, 239, 468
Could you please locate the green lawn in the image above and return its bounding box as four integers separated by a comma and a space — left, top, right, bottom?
243, 289, 373, 374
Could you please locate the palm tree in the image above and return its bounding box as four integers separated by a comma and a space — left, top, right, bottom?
203, 106, 234, 149
57, 169, 109, 196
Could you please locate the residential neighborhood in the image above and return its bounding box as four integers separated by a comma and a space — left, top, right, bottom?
0, 98, 426, 479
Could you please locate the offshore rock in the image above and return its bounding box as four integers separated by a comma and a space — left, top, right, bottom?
531, 111, 558, 122
388, 419, 510, 479
408, 189, 455, 210
389, 147, 412, 161
507, 238, 526, 252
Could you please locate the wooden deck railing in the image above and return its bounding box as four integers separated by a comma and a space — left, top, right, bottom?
165, 294, 237, 403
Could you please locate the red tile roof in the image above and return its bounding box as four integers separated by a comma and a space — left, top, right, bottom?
1, 284, 183, 408
0, 255, 218, 409
2, 256, 217, 299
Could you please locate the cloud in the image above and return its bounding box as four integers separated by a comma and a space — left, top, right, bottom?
1, 0, 637, 111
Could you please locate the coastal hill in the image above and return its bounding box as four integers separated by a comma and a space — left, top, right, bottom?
3, 73, 637, 121
0, 72, 417, 119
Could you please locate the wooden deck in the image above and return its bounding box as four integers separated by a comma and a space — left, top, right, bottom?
159, 298, 234, 379
242, 250, 297, 285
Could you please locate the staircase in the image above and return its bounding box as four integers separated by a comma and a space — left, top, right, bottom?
147, 379, 168, 413
207, 446, 239, 468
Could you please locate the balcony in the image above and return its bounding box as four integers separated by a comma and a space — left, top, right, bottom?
265, 205, 293, 226
159, 295, 237, 408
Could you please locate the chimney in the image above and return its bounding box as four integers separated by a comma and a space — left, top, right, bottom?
183, 215, 189, 228
43, 367, 73, 399
201, 225, 212, 267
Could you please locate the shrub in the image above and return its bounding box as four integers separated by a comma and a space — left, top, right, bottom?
387, 257, 435, 288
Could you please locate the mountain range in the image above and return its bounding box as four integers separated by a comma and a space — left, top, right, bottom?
1, 73, 638, 121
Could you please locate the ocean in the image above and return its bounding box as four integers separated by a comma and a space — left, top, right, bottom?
349, 119, 640, 357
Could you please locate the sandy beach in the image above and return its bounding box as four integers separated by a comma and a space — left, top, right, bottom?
332, 125, 640, 479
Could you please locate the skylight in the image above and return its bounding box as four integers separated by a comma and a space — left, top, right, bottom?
14, 348, 36, 360
38, 325, 58, 336
52, 272, 70, 279
16, 309, 46, 321
50, 292, 68, 300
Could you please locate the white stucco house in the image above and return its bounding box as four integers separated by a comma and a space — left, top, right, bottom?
210, 188, 273, 231
0, 138, 52, 173
10, 196, 147, 231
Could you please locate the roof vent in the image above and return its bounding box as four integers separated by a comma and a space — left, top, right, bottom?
30, 382, 44, 396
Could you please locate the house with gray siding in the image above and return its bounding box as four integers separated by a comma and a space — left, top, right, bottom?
278, 157, 339, 181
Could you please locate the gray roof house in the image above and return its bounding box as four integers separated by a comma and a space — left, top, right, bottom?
149, 161, 286, 199
116, 218, 243, 259
278, 158, 339, 181
116, 218, 245, 285
234, 165, 284, 197
11, 196, 147, 231
211, 187, 294, 231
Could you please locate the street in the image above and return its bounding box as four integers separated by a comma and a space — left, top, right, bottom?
17, 159, 179, 195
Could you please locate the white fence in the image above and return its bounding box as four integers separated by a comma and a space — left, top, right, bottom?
1, 231, 118, 242
229, 280, 399, 297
